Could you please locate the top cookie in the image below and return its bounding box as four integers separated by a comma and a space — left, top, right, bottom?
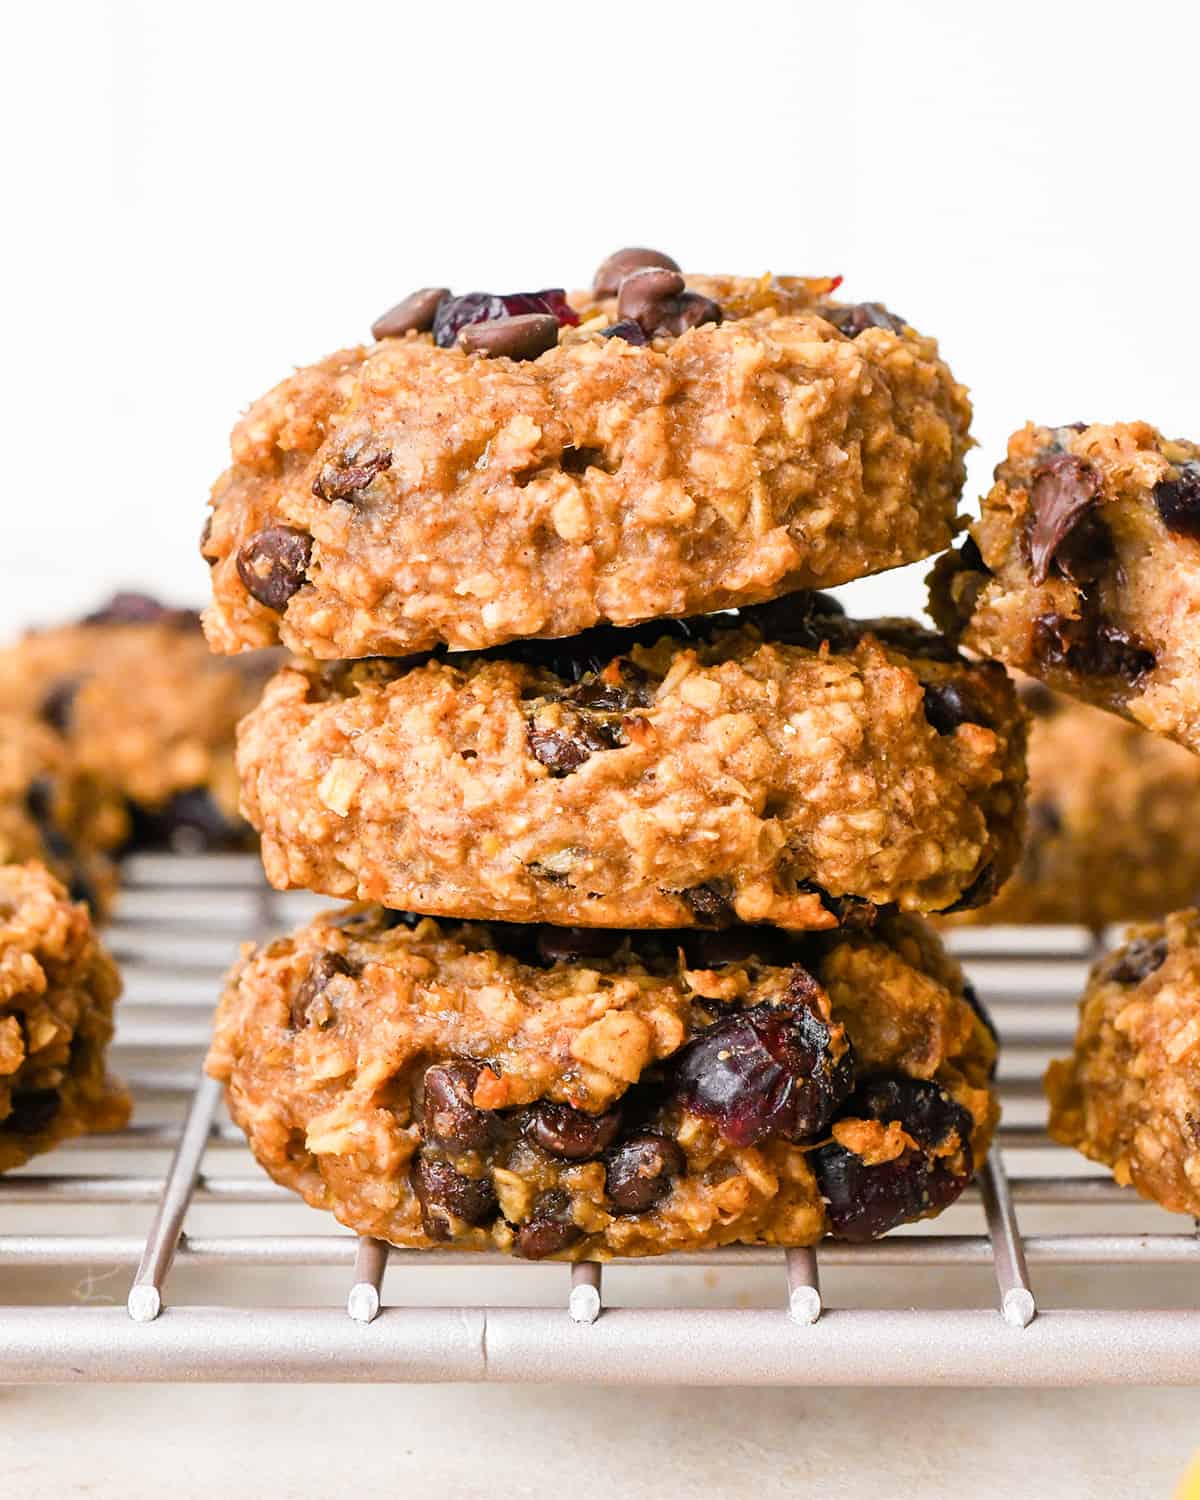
201, 251, 972, 659
929, 421, 1200, 754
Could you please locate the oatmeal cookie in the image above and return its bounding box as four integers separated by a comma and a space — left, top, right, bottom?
1046, 908, 1200, 1215
0, 593, 277, 851
238, 595, 1027, 930
208, 904, 997, 1256
0, 714, 126, 918
201, 253, 971, 660
930, 421, 1200, 753
946, 681, 1200, 928
0, 862, 129, 1170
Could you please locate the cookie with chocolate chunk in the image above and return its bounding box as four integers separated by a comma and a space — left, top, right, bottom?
1046, 907, 1200, 1216
201, 254, 971, 660
208, 904, 997, 1257
929, 421, 1200, 753
237, 595, 1027, 930
0, 862, 129, 1170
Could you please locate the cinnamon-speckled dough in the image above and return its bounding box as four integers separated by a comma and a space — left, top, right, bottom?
0, 595, 277, 850
946, 681, 1200, 929
0, 862, 129, 1170
208, 904, 997, 1257
0, 714, 126, 918
237, 596, 1027, 930
202, 272, 971, 659
930, 421, 1200, 754
1046, 908, 1200, 1215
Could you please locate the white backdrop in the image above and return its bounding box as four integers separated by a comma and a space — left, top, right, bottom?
6, 0, 1198, 637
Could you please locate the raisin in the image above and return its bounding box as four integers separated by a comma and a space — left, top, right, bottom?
422, 1060, 499, 1152
1032, 606, 1155, 686
236, 527, 312, 612
796, 882, 879, 930
812, 1075, 975, 1241
412, 1154, 498, 1240
678, 882, 735, 926
921, 682, 986, 735
1108, 936, 1168, 986
525, 1100, 621, 1160
312, 446, 392, 502
1153, 462, 1200, 539
289, 952, 353, 1030
669, 981, 854, 1146
605, 1132, 684, 1213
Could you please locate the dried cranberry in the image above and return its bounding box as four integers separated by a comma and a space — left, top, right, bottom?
525, 1100, 621, 1160
1108, 936, 1168, 986
605, 1132, 684, 1213
1153, 462, 1200, 540
411, 1154, 497, 1240
432, 289, 578, 348
812, 1075, 975, 1241
669, 980, 854, 1145
422, 1060, 500, 1152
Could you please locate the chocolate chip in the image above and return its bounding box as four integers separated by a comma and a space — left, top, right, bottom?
236, 527, 312, 611
535, 927, 624, 965
1032, 607, 1156, 685
458, 313, 559, 361
371, 287, 449, 340
825, 302, 907, 337
795, 881, 879, 930
514, 1190, 582, 1259
2, 1088, 61, 1135
200, 512, 217, 564
412, 1154, 497, 1240
593, 247, 681, 297
678, 882, 735, 926
525, 1100, 621, 1160
938, 862, 999, 915
1108, 936, 1168, 986
312, 446, 392, 502
560, 445, 604, 475
289, 952, 353, 1030
422, 1060, 498, 1152
960, 980, 998, 1049
1027, 452, 1105, 584
527, 722, 605, 775
39, 678, 79, 733
1153, 462, 1200, 540
605, 1132, 684, 1213
958, 534, 989, 575
921, 682, 985, 735
616, 267, 722, 339
599, 319, 649, 345
681, 927, 795, 970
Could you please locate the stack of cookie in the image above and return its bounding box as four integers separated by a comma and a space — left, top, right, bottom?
200, 250, 1021, 1258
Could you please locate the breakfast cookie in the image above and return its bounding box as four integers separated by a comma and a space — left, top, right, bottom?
237, 594, 1027, 930
1046, 908, 1200, 1216
0, 593, 276, 851
946, 681, 1200, 929
930, 421, 1200, 753
0, 862, 129, 1170
201, 251, 971, 660
208, 903, 997, 1256
0, 714, 126, 918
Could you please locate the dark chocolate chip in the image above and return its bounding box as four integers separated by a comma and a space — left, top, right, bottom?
235, 527, 312, 612
2, 1088, 61, 1136
1032, 608, 1156, 686
938, 862, 998, 915
1027, 452, 1104, 584
312, 446, 392, 502
678, 882, 735, 927
593, 247, 681, 298
796, 881, 879, 930
526, 1100, 622, 1160
289, 952, 353, 1030
534, 927, 624, 965
599, 319, 649, 345
616, 267, 685, 324
527, 721, 606, 776
604, 1132, 684, 1213
422, 1061, 499, 1153
412, 1154, 497, 1240
371, 287, 450, 340
123, 788, 245, 854
458, 313, 559, 361
1153, 462, 1200, 540
960, 980, 998, 1049
1108, 936, 1168, 986
825, 302, 907, 337
958, 534, 989, 575
921, 682, 986, 735
681, 927, 796, 970
39, 678, 79, 733
514, 1190, 582, 1259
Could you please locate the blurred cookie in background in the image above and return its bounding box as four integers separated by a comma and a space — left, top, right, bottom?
947, 679, 1200, 930
0, 593, 279, 854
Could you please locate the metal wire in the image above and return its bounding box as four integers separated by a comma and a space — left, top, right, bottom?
1, 854, 1196, 1385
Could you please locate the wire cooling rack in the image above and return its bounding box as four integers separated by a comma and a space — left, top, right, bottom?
0, 855, 1196, 1385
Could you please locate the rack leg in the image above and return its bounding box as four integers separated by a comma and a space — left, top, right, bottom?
785, 1247, 822, 1324
347, 1237, 389, 1324
569, 1262, 602, 1324
979, 1153, 1037, 1328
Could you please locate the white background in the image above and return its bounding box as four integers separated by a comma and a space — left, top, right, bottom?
5, 0, 1199, 638
4, 6, 1199, 1493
